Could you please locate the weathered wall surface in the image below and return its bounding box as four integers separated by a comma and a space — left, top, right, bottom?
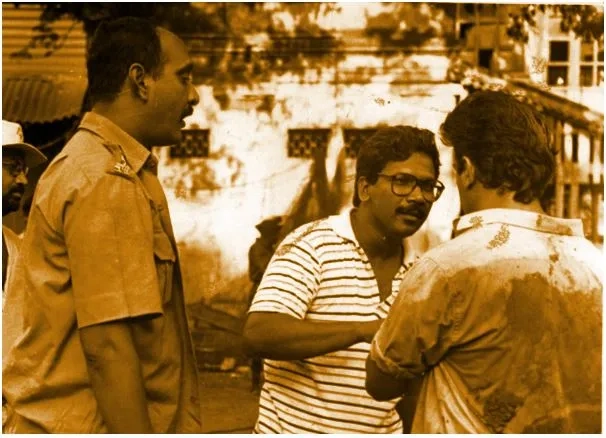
157, 66, 465, 313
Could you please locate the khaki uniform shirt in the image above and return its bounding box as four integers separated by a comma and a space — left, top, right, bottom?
2, 225, 21, 307
2, 112, 201, 433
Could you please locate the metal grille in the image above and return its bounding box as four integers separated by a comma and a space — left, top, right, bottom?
343, 128, 378, 158
287, 129, 331, 158
171, 129, 210, 158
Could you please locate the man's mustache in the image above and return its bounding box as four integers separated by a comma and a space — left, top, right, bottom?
7, 186, 25, 197
395, 205, 428, 218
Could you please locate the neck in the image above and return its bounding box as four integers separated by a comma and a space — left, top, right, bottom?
92, 102, 150, 149
351, 208, 402, 260
466, 189, 546, 215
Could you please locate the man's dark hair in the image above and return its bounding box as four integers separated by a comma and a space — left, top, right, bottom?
353, 126, 440, 207
440, 90, 555, 204
86, 17, 165, 106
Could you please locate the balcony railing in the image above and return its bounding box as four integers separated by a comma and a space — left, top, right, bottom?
510, 79, 604, 244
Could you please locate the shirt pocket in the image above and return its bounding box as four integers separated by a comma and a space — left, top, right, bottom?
153, 231, 176, 305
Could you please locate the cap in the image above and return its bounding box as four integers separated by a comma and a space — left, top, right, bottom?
2, 120, 47, 168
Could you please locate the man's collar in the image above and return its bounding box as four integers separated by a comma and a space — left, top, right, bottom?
327, 208, 357, 243
326, 208, 418, 263
453, 208, 585, 237
78, 112, 151, 174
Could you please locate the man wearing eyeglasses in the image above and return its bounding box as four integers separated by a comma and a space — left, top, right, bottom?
243, 126, 443, 433
2, 120, 47, 292
2, 120, 47, 427
366, 91, 603, 433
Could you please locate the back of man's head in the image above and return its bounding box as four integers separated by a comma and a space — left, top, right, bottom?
87, 17, 164, 106
440, 90, 555, 204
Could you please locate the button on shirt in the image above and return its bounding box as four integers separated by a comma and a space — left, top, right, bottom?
2, 112, 201, 433
370, 208, 603, 433
249, 209, 417, 433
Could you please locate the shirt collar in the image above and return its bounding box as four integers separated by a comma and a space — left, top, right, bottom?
326, 208, 418, 264
327, 208, 357, 243
78, 112, 151, 174
453, 208, 585, 237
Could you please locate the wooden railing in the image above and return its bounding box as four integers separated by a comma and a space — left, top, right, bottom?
508, 79, 604, 245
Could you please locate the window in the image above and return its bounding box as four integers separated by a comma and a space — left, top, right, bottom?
579, 40, 604, 87
287, 129, 331, 158
170, 129, 210, 158
343, 128, 378, 158
547, 41, 569, 86
550, 41, 569, 61
478, 49, 493, 70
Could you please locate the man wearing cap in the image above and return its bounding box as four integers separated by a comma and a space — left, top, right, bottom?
2, 120, 47, 292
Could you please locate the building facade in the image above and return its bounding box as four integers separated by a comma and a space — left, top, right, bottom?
2, 3, 603, 311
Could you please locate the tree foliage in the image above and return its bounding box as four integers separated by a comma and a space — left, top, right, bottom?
38, 3, 221, 35
18, 2, 345, 86
506, 4, 604, 43
364, 3, 457, 48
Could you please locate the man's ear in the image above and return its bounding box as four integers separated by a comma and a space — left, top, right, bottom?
459, 156, 477, 190
127, 63, 149, 101
357, 176, 371, 203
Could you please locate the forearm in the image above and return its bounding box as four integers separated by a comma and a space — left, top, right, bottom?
365, 355, 422, 401
244, 312, 371, 360
80, 322, 153, 433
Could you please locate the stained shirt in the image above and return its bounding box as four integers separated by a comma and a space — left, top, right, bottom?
249, 209, 417, 433
370, 208, 603, 433
2, 112, 201, 433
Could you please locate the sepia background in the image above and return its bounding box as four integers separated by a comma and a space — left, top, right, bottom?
2, 2, 604, 432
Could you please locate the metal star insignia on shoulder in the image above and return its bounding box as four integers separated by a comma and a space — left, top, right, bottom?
109, 155, 135, 179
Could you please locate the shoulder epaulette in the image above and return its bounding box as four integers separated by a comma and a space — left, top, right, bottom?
103, 142, 135, 180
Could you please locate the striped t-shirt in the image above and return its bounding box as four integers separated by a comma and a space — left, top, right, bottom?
249, 209, 417, 434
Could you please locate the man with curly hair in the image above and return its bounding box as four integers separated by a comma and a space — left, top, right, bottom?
366, 91, 603, 433
244, 126, 445, 433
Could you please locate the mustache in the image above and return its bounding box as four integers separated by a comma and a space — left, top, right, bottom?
7, 186, 25, 197
395, 205, 428, 217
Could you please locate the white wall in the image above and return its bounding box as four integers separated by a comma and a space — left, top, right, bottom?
157, 73, 464, 306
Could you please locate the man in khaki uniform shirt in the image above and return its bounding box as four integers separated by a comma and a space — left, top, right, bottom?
3, 17, 201, 433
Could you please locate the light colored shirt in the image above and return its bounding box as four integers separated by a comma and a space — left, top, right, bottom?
2, 112, 200, 433
249, 209, 417, 433
370, 208, 603, 433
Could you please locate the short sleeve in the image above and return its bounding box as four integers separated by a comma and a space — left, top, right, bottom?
64, 172, 162, 328
369, 257, 461, 379
249, 234, 320, 319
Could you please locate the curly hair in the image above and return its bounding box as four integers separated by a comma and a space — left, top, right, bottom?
440, 90, 556, 204
353, 126, 441, 207
87, 17, 165, 106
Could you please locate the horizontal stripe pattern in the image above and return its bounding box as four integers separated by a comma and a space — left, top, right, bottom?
249, 212, 411, 433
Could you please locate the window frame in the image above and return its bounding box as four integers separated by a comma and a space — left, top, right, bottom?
286, 128, 331, 159
170, 128, 211, 159
547, 39, 570, 87
579, 40, 604, 87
